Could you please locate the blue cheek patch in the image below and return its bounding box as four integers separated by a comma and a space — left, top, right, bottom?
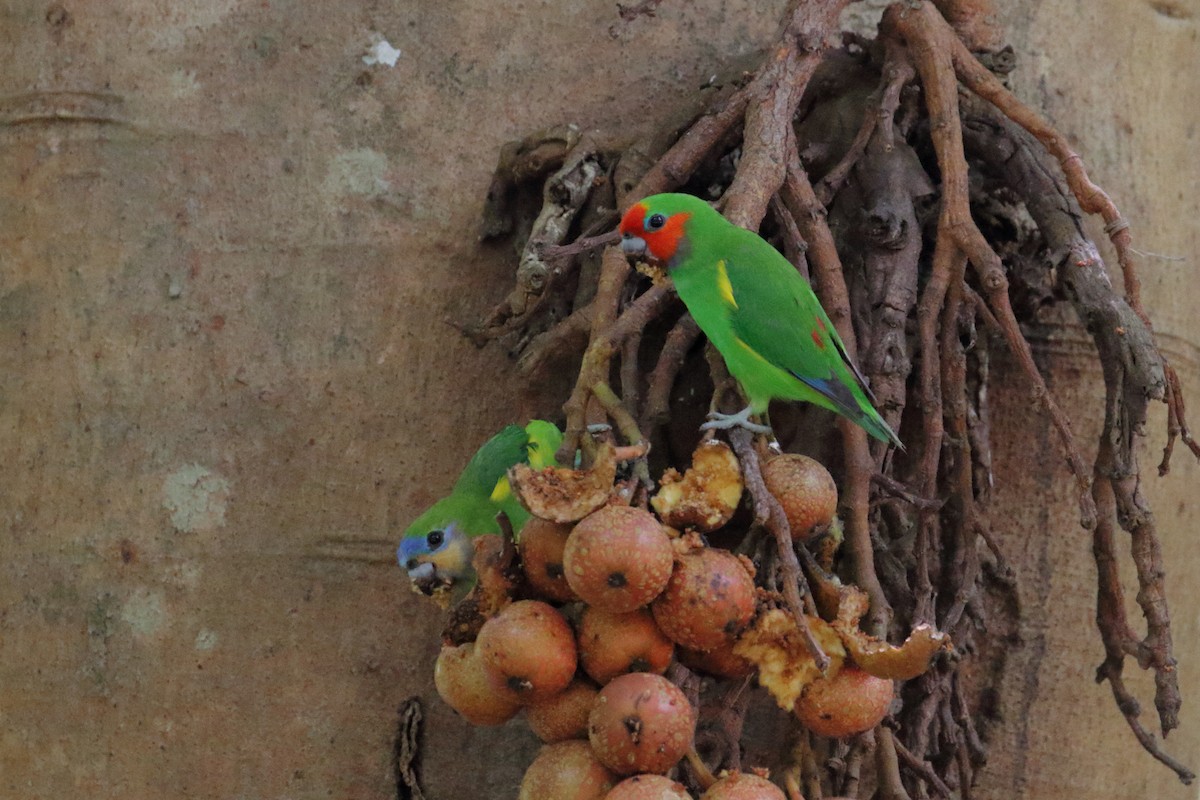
398, 523, 459, 568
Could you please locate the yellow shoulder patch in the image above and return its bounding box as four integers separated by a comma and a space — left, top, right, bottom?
716, 260, 738, 309
489, 476, 512, 503
735, 336, 771, 366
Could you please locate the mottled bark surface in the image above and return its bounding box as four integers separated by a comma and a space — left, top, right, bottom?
0, 2, 1196, 799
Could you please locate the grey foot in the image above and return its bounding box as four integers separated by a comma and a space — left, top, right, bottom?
700, 406, 772, 435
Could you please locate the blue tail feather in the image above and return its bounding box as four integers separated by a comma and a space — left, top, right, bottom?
794, 373, 903, 449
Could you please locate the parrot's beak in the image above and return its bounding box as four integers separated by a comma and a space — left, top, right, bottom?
404, 554, 457, 599
401, 528, 473, 588
621, 233, 647, 257
406, 547, 468, 582
407, 560, 437, 581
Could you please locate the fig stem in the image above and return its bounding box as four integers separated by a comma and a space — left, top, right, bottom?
784, 769, 804, 800
728, 426, 830, 672
590, 380, 652, 489
494, 511, 519, 574
684, 746, 717, 790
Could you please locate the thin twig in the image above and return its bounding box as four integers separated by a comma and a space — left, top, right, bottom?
540, 229, 621, 260
893, 734, 954, 798
729, 427, 828, 669
814, 36, 915, 205
872, 472, 943, 510
559, 249, 673, 460
722, 0, 855, 229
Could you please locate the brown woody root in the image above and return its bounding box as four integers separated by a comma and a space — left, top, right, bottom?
469, 0, 1195, 792
961, 100, 1189, 781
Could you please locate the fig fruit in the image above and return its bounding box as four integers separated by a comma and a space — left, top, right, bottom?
794, 665, 893, 738
762, 454, 837, 542
651, 440, 743, 532
518, 740, 617, 800
433, 642, 521, 726
606, 773, 694, 799
578, 606, 674, 685
526, 679, 598, 743
519, 517, 579, 603
699, 772, 786, 799
564, 505, 674, 613
588, 672, 696, 776
652, 547, 755, 652
476, 600, 577, 704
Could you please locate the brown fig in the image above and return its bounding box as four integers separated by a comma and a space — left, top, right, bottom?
564, 505, 674, 613
795, 665, 893, 738
652, 547, 755, 652
519, 517, 579, 603
578, 606, 674, 685
762, 454, 838, 542
476, 600, 577, 704
525, 679, 598, 743
588, 672, 696, 776
518, 740, 617, 800
433, 642, 521, 726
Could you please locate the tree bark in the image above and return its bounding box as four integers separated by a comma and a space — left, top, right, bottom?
0, 2, 1195, 798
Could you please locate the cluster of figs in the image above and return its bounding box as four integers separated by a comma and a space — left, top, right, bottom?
433, 440, 946, 799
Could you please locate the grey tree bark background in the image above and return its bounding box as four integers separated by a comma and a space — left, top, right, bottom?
0, 2, 1196, 798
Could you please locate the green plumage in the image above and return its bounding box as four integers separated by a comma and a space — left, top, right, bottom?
397, 420, 562, 596
624, 193, 901, 447
448, 424, 533, 513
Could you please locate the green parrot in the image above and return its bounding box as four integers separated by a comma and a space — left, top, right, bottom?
618, 193, 901, 448
397, 420, 562, 598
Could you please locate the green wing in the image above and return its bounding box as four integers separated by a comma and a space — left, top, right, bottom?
399, 420, 564, 596
720, 231, 897, 445
454, 420, 563, 508
453, 424, 531, 498
721, 235, 850, 380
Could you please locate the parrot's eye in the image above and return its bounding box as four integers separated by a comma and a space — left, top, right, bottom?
426, 529, 445, 548
646, 213, 667, 231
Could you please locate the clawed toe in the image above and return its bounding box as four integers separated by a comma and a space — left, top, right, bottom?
700, 406, 772, 435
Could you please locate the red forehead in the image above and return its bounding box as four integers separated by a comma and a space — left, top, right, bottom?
619, 202, 649, 234
619, 202, 690, 263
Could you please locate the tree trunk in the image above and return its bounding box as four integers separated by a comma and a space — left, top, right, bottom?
0, 2, 1195, 798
